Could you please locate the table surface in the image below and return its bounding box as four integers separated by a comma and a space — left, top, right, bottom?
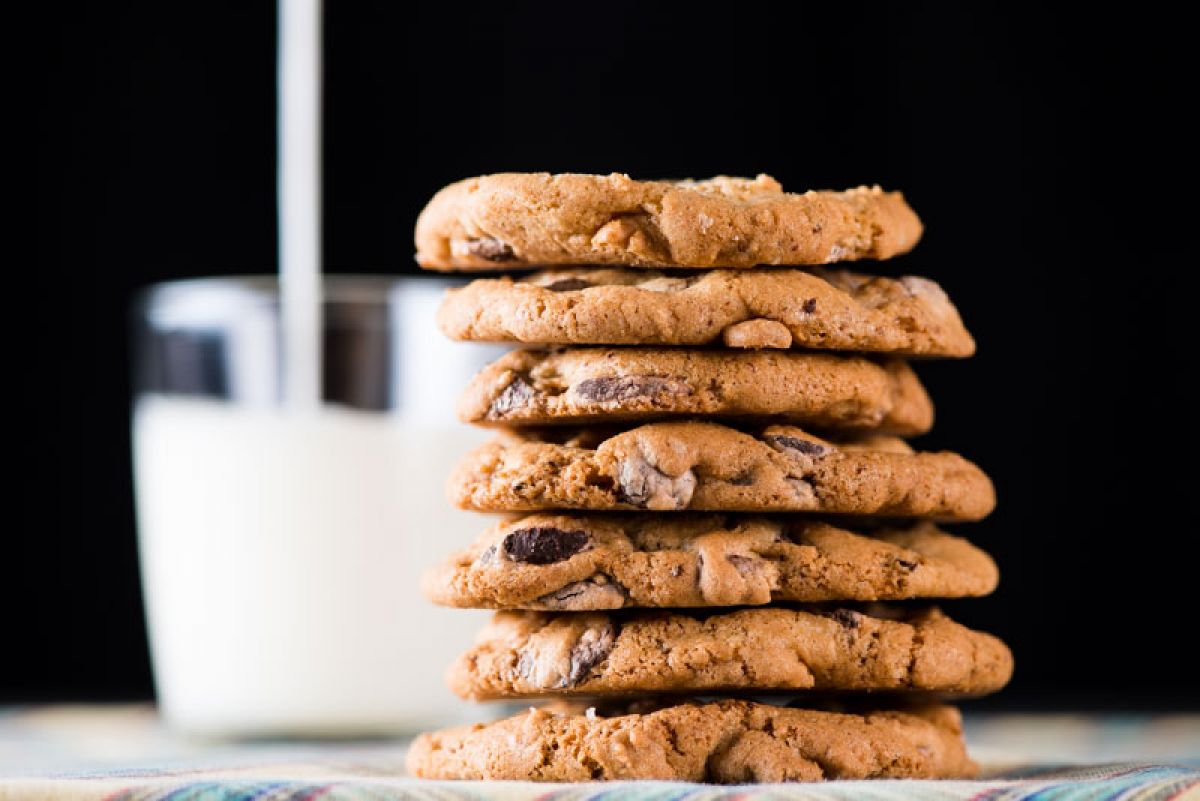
1, 706, 1197, 800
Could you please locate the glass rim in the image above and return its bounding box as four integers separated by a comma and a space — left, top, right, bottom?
135, 274, 460, 327
139, 273, 456, 302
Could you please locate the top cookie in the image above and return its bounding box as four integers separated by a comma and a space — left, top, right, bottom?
416, 173, 922, 270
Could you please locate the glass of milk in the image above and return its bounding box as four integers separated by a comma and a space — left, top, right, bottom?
132, 276, 504, 737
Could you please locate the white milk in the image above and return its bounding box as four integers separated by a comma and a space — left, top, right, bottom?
135, 1, 487, 736
134, 398, 494, 735
277, 0, 322, 409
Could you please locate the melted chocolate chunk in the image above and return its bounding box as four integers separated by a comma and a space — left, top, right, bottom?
536, 577, 628, 610
831, 608, 862, 629
503, 527, 590, 565
802, 298, 818, 314
769, 434, 829, 457
786, 522, 816, 543
575, 375, 690, 404
567, 623, 616, 685
542, 277, 593, 292
476, 544, 498, 566
726, 554, 760, 575
616, 457, 696, 510
465, 237, 515, 261
489, 376, 535, 417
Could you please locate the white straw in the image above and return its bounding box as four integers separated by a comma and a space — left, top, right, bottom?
278, 0, 322, 410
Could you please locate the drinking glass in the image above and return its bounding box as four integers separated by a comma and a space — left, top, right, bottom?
132, 276, 503, 736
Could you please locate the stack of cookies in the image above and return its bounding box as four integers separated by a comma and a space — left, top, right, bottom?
406, 173, 1011, 784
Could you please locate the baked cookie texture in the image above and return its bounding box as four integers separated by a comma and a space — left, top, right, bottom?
423, 515, 998, 610
448, 421, 995, 520
461, 348, 934, 435
415, 173, 922, 270
413, 171, 1007, 784
406, 699, 976, 782
438, 267, 975, 357
447, 606, 1012, 700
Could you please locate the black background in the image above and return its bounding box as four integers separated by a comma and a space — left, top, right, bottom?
18, 2, 1195, 709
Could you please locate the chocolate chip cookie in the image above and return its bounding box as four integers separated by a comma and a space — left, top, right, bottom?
424, 515, 998, 610
448, 421, 994, 520
438, 267, 974, 356
406, 699, 976, 782
462, 348, 934, 435
416, 173, 922, 270
447, 606, 1012, 700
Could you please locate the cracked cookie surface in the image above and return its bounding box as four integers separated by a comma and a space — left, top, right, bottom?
424, 515, 998, 610
448, 421, 994, 520
406, 699, 975, 782
462, 349, 934, 435
447, 606, 1012, 700
415, 173, 922, 270
437, 267, 973, 356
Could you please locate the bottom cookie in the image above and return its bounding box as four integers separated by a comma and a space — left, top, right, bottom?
406, 699, 976, 782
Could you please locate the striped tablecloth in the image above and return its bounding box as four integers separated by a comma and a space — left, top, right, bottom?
1, 706, 1196, 800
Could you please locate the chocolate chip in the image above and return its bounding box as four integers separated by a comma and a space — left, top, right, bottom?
787, 477, 817, 502
727, 471, 755, 486
546, 583, 589, 603
617, 456, 696, 510
503, 527, 590, 564
784, 522, 815, 545
575, 375, 690, 404
465, 237, 515, 261
586, 473, 615, 492
895, 558, 918, 572
727, 554, 759, 575
489, 376, 535, 418
831, 609, 862, 629
536, 577, 628, 610
768, 434, 829, 457
542, 277, 593, 292
637, 277, 691, 293
802, 298, 818, 314
568, 623, 616, 685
